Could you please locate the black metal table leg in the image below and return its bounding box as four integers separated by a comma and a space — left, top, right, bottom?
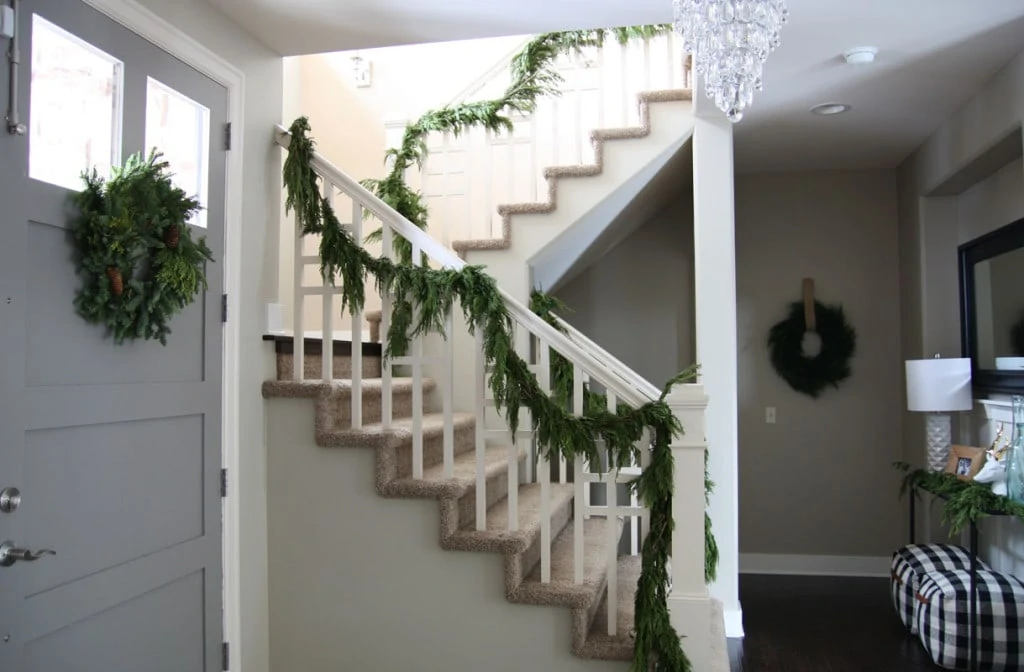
970, 522, 979, 672
909, 493, 916, 544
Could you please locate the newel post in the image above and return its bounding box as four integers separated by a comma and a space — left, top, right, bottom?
665, 383, 712, 669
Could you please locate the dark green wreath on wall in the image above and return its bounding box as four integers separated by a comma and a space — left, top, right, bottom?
72, 150, 213, 345
768, 301, 856, 398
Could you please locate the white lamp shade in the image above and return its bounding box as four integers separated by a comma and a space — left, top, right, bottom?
905, 358, 972, 412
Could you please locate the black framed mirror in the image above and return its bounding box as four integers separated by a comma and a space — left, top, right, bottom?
959, 216, 1024, 394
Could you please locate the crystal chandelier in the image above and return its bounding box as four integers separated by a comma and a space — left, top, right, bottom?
673, 0, 789, 122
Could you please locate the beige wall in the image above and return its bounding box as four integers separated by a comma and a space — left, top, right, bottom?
735, 170, 904, 557
554, 194, 696, 388
131, 1, 283, 671
896, 45, 1024, 575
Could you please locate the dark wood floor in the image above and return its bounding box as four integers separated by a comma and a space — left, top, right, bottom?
728, 574, 943, 672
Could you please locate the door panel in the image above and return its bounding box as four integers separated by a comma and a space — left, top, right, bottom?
0, 1, 226, 670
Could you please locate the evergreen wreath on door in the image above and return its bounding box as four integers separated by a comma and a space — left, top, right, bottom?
767, 279, 856, 398
72, 150, 213, 345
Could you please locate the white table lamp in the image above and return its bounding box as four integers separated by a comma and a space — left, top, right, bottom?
905, 356, 973, 472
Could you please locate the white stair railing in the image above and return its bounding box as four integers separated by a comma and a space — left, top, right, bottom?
276, 125, 707, 639
411, 32, 692, 247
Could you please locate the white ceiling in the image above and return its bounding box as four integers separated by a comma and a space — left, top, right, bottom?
207, 0, 1024, 171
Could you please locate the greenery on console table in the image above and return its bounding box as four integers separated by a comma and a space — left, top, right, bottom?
285, 118, 706, 671
361, 24, 672, 262
895, 462, 1024, 534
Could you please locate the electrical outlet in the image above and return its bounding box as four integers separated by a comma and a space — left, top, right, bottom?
765, 407, 777, 424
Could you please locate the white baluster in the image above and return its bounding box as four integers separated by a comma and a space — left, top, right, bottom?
540, 450, 551, 583
573, 361, 586, 585
506, 121, 515, 204
380, 223, 393, 429
528, 115, 538, 202
574, 366, 589, 518
642, 36, 652, 92
442, 308, 454, 479
619, 41, 629, 127
573, 72, 583, 165
596, 44, 605, 130
538, 339, 552, 583
640, 427, 651, 548
350, 200, 364, 427
606, 460, 618, 637
411, 243, 424, 480
483, 129, 494, 239
321, 182, 335, 383
475, 330, 487, 531
292, 196, 305, 382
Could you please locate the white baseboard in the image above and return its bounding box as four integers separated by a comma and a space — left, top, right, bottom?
723, 607, 744, 638
740, 553, 890, 578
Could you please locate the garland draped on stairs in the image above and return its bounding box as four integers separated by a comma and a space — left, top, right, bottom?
285, 118, 714, 671
362, 24, 672, 262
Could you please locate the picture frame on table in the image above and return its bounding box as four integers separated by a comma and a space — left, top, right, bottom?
945, 445, 986, 481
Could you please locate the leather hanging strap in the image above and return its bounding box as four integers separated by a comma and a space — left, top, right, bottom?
803, 278, 816, 332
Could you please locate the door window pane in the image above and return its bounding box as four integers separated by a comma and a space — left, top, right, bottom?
145, 77, 211, 228
29, 14, 123, 191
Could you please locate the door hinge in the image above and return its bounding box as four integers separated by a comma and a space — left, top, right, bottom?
223, 122, 232, 151
221, 294, 228, 323
221, 641, 230, 671
220, 468, 228, 498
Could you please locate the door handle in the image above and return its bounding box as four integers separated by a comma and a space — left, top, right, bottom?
0, 540, 56, 567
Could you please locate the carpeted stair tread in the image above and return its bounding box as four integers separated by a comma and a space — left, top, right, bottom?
578, 554, 641, 661
319, 412, 476, 449
262, 376, 431, 399
383, 445, 525, 500
512, 517, 625, 609
446, 483, 574, 555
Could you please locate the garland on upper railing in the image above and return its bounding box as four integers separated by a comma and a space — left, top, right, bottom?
529, 291, 719, 583
361, 24, 672, 261
285, 118, 698, 671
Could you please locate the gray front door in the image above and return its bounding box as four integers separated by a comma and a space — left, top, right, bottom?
0, 0, 226, 669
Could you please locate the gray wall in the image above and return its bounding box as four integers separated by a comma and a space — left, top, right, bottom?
735, 171, 904, 557
555, 169, 906, 558
554, 194, 696, 388
131, 2, 283, 670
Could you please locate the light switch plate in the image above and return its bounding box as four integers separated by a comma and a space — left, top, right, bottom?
765, 407, 777, 424
1, 6, 14, 39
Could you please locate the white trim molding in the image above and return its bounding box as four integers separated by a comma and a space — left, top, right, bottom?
740, 553, 891, 578
723, 607, 745, 639
81, 1, 246, 669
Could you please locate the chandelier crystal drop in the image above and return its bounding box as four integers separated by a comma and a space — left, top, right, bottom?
673, 0, 789, 122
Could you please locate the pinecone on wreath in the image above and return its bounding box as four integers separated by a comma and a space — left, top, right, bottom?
164, 224, 180, 249
106, 266, 124, 297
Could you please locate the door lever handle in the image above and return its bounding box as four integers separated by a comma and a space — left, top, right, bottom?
0, 540, 56, 567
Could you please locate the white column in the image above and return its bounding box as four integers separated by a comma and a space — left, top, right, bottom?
692, 111, 742, 636
665, 384, 711, 670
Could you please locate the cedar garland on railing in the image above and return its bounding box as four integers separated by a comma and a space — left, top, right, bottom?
529, 290, 719, 583
361, 24, 673, 262
284, 117, 706, 671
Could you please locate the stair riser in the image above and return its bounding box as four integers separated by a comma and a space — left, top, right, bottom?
394, 423, 476, 480
328, 388, 417, 429
455, 456, 525, 530
515, 495, 574, 589
276, 352, 383, 381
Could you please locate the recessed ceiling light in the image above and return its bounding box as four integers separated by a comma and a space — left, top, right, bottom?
811, 103, 852, 116
843, 46, 878, 65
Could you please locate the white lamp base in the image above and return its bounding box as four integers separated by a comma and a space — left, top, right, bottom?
926, 413, 952, 472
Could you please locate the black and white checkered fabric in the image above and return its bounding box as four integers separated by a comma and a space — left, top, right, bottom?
916, 568, 1024, 671
891, 544, 987, 635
